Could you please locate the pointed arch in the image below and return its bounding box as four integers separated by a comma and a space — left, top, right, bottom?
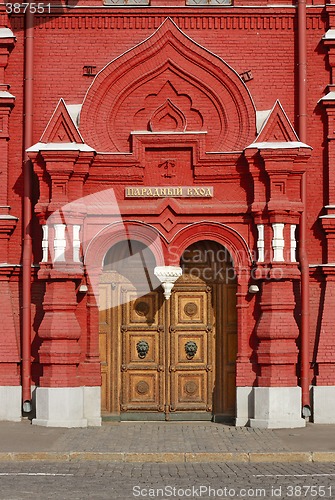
80, 18, 256, 153
169, 221, 253, 269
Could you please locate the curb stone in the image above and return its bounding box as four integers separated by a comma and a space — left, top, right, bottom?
0, 451, 334, 463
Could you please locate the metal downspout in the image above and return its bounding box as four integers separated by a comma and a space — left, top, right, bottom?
22, 9, 34, 412
297, 0, 311, 413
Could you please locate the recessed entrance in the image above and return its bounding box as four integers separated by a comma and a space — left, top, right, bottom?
99, 239, 237, 421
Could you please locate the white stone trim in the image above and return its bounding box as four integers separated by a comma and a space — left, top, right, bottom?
290, 224, 297, 262
42, 224, 49, 263
27, 142, 95, 153
66, 104, 82, 127
0, 28, 15, 39
256, 110, 271, 133
187, 0, 231, 4
235, 387, 254, 426
250, 387, 305, 429
154, 266, 182, 300
105, 0, 149, 4
73, 225, 81, 263
53, 224, 66, 262
33, 387, 101, 428
312, 386, 335, 424
319, 91, 335, 103
0, 91, 15, 99
246, 141, 311, 150
0, 386, 21, 422
323, 29, 335, 40
83, 387, 102, 426
272, 223, 285, 262
256, 224, 265, 262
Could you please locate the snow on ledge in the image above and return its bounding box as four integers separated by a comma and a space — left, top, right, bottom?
0, 28, 15, 39
0, 91, 15, 99
323, 29, 335, 40
26, 142, 95, 153
246, 141, 311, 150
319, 91, 335, 103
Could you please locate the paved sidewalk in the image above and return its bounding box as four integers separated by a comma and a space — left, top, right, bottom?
0, 420, 334, 462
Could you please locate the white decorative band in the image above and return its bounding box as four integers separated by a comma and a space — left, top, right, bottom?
54, 224, 66, 262
42, 225, 48, 263
290, 224, 297, 262
272, 223, 285, 262
73, 225, 81, 263
256, 224, 264, 262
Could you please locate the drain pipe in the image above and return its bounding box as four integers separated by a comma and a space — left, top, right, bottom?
297, 0, 311, 415
22, 8, 34, 413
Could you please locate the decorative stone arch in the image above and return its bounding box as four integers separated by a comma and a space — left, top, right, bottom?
169, 221, 253, 270
80, 18, 256, 153
84, 220, 167, 281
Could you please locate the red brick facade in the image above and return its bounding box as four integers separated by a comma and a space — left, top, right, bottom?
0, 0, 335, 426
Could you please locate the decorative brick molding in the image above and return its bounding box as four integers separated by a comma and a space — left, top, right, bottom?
80, 18, 255, 153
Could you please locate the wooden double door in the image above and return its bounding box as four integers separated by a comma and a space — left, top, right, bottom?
99, 241, 237, 420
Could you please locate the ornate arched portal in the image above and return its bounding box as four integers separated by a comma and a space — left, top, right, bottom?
26, 14, 311, 430
99, 238, 237, 421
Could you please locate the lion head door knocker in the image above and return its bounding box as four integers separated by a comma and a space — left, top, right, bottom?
136, 340, 149, 359
185, 340, 198, 360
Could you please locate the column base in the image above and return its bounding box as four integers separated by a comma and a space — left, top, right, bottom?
312, 386, 335, 423
249, 387, 306, 429
235, 386, 254, 426
83, 386, 102, 426
32, 387, 101, 428
0, 386, 21, 421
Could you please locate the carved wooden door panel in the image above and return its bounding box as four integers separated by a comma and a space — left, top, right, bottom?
120, 288, 165, 413
118, 280, 214, 417
168, 279, 214, 415
99, 241, 237, 419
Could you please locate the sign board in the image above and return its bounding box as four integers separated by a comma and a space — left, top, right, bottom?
125, 186, 214, 198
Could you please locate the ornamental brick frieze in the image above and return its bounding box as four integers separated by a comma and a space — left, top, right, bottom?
10, 12, 326, 32
246, 143, 310, 268
245, 146, 310, 213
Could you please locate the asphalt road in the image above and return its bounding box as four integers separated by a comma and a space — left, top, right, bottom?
0, 461, 334, 500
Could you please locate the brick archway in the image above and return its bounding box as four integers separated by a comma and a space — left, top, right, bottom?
98, 236, 239, 419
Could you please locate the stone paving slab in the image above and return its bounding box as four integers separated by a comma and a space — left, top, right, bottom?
0, 451, 334, 463
0, 420, 334, 463
50, 422, 290, 454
